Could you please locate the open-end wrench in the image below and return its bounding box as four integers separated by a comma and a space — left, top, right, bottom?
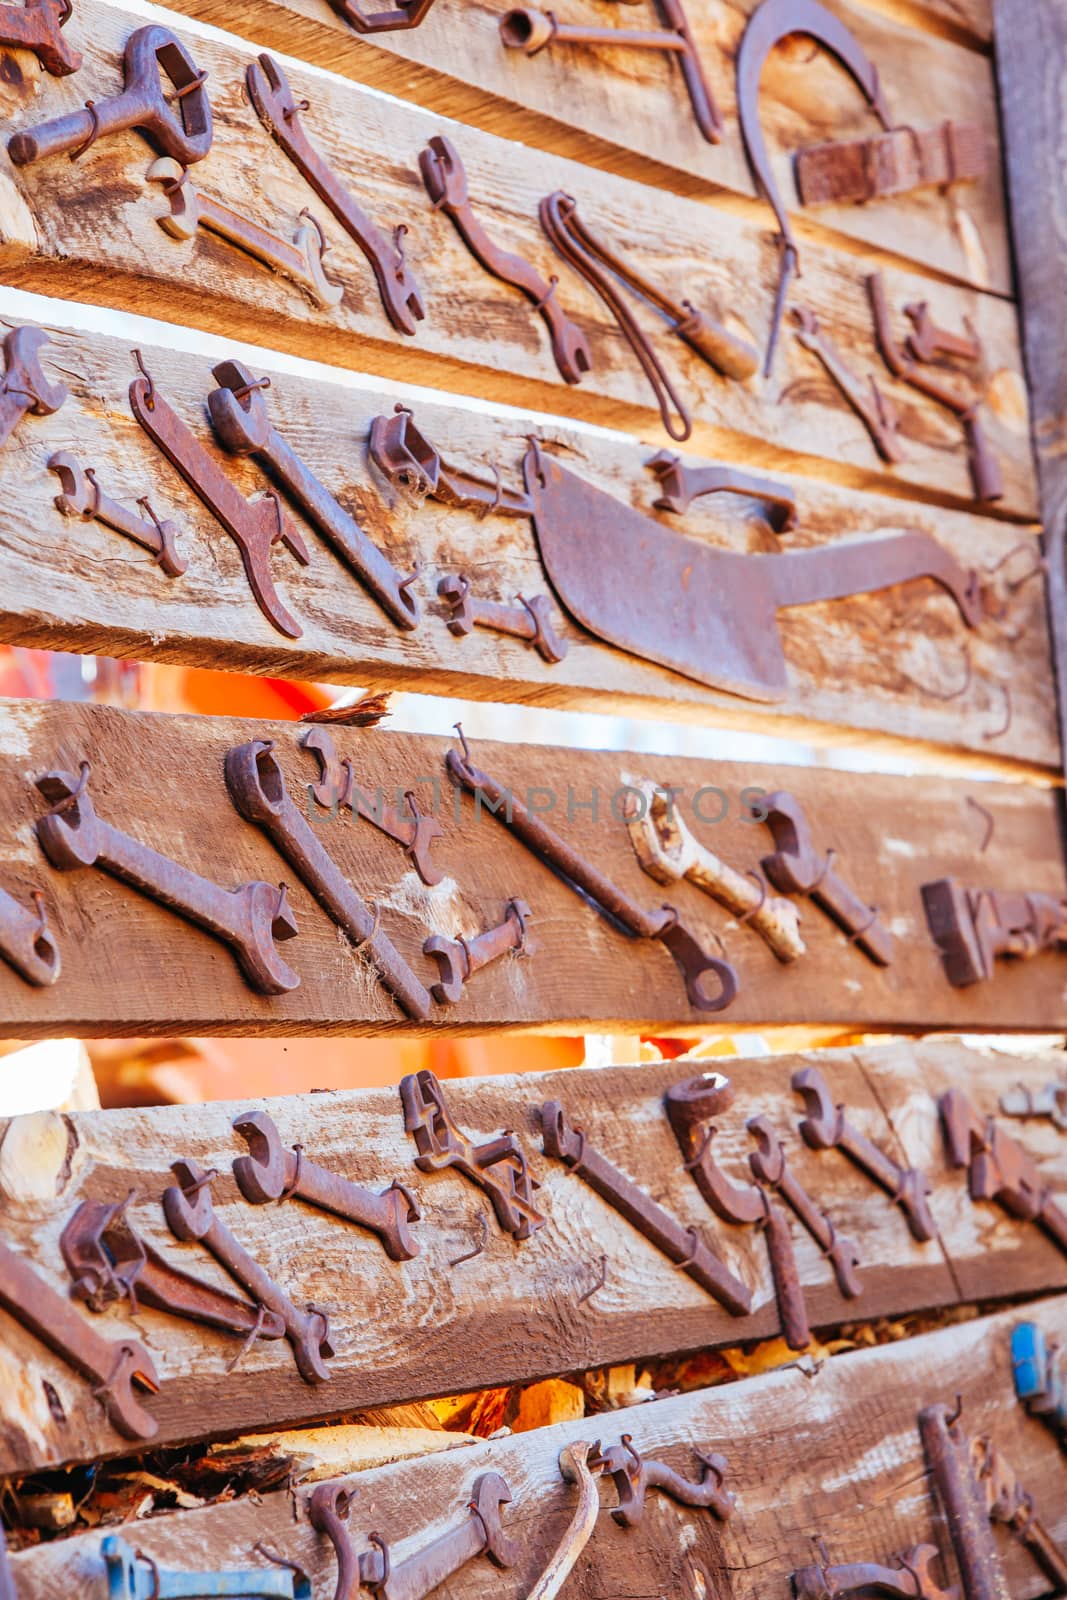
0, 1234, 159, 1440
424, 899, 532, 1005
543, 1098, 753, 1315
358, 1474, 521, 1600
0, 0, 81, 76
130, 363, 310, 638
49, 450, 186, 577
646, 451, 797, 530
232, 1107, 421, 1260
0, 325, 68, 451
164, 1158, 335, 1384
148, 158, 343, 311
102, 1535, 308, 1600
0, 882, 59, 985
8, 24, 212, 166
437, 575, 567, 663
209, 361, 421, 632
792, 305, 903, 464
757, 791, 893, 967
301, 726, 444, 888
246, 54, 424, 336
792, 1543, 956, 1600
35, 762, 302, 994
225, 739, 433, 1020
327, 0, 437, 32
904, 302, 981, 367
419, 135, 592, 387
747, 1114, 862, 1298
793, 1066, 935, 1242
592, 1436, 735, 1528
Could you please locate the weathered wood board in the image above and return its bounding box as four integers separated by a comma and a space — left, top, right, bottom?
0, 3, 1035, 513
169, 0, 1004, 296
0, 703, 1065, 1033
0, 1038, 1065, 1473
0, 307, 1051, 764
8, 1292, 1064, 1598
994, 0, 1067, 802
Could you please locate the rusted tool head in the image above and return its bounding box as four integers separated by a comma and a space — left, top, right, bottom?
423, 933, 469, 1005
9, 0, 83, 77
666, 1071, 736, 1128
309, 1483, 359, 1600
207, 361, 276, 456
791, 1066, 844, 1148
369, 408, 442, 499
35, 766, 105, 868
438, 574, 475, 636
419, 133, 470, 209
231, 1109, 297, 1203
163, 1158, 219, 1241
61, 1197, 144, 1309
3, 326, 68, 415
470, 1473, 522, 1568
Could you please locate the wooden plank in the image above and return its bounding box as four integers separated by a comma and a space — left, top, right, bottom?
993, 0, 1067, 804
0, 702, 1065, 1033
0, 306, 1052, 766
0, 1038, 1066, 1473
8, 1293, 1065, 1597
0, 3, 1036, 514
167, 0, 1003, 289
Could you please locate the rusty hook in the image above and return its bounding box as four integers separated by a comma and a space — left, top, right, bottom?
964, 794, 994, 853
131, 348, 156, 411
448, 1212, 489, 1268
736, 869, 769, 926
899, 641, 973, 703
69, 98, 101, 160
44, 758, 90, 817
982, 679, 1012, 741
576, 1253, 607, 1305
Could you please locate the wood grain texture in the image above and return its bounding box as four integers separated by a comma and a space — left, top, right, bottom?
994, 0, 1067, 802
0, 306, 1052, 764
7, 1291, 1065, 1596
0, 1038, 1066, 1475
170, 0, 1002, 281
0, 2, 1035, 513
0, 702, 1066, 1033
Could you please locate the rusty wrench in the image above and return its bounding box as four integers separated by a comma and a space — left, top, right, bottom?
210, 361, 421, 632
301, 726, 444, 888
225, 739, 433, 1020
232, 1107, 421, 1260
164, 1158, 335, 1384
0, 882, 59, 985
0, 325, 68, 450
592, 1436, 735, 1527
420, 135, 592, 387
792, 305, 903, 464
49, 450, 186, 577
0, 1234, 159, 1440
0, 0, 80, 75
35, 762, 302, 994
747, 1115, 862, 1298
247, 53, 424, 336
424, 899, 532, 1004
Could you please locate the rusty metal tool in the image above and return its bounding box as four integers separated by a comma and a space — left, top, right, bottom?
796, 120, 986, 210
940, 1088, 1067, 1259
500, 0, 723, 145
0, 325, 68, 451
737, 0, 891, 374
102, 1534, 309, 1600
301, 726, 444, 888
36, 761, 302, 994
666, 1073, 809, 1347
0, 1233, 159, 1439
919, 1403, 1006, 1600
225, 739, 432, 1020
49, 450, 186, 577
921, 879, 1067, 987
592, 1435, 735, 1527
148, 158, 343, 310
424, 898, 532, 1005
757, 790, 893, 965
232, 1107, 421, 1261
0, 882, 59, 985
971, 1434, 1067, 1592
1000, 1080, 1067, 1132
624, 779, 805, 963
164, 1158, 335, 1384
540, 189, 758, 441
520, 440, 983, 701
867, 272, 1002, 503
419, 135, 592, 386
904, 302, 982, 367
437, 574, 567, 663
447, 732, 739, 1012
792, 305, 903, 463
210, 360, 420, 631
401, 1068, 544, 1239
794, 1065, 936, 1241
247, 54, 424, 336
370, 406, 533, 518
8, 23, 212, 166
327, 0, 437, 31
543, 1098, 752, 1314
312, 1473, 520, 1600
526, 1443, 603, 1600
0, 0, 81, 75
792, 1543, 956, 1599
646, 451, 797, 531
747, 1114, 862, 1298
129, 359, 310, 638
61, 1197, 288, 1343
